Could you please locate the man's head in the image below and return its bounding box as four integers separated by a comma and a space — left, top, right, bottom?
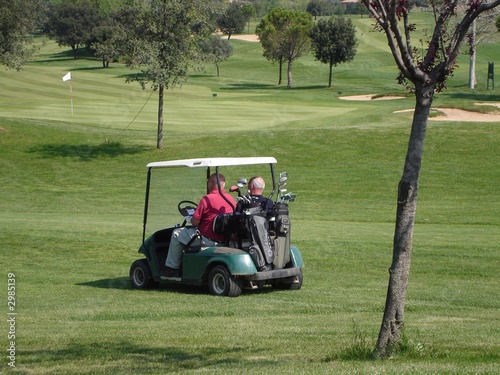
249, 176, 265, 195
208, 173, 225, 191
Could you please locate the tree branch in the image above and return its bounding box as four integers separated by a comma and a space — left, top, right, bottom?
362, 0, 412, 78
446, 0, 500, 73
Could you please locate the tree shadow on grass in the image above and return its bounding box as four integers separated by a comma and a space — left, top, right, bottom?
68, 66, 109, 72
35, 48, 99, 64
116, 71, 147, 79
218, 83, 326, 91
34, 57, 76, 64
447, 92, 500, 101
220, 83, 278, 90
28, 141, 149, 161
21, 342, 275, 371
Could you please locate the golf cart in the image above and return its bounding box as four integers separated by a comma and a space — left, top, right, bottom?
129, 157, 304, 297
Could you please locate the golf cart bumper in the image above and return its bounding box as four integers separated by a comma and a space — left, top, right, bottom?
249, 267, 302, 281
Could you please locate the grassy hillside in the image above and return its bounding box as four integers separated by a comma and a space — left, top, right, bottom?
0, 12, 499, 374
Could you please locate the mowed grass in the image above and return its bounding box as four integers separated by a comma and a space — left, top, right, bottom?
1, 12, 499, 374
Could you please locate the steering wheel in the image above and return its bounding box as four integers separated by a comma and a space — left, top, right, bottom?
178, 200, 198, 218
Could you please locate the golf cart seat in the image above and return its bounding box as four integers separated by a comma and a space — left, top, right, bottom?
150, 228, 174, 270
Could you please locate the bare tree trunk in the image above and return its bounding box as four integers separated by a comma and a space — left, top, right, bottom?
468, 20, 477, 89
328, 62, 333, 88
287, 59, 293, 88
374, 82, 434, 357
278, 57, 283, 86
157, 84, 164, 149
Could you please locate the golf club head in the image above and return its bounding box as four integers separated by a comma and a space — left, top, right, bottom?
236, 195, 252, 204
279, 172, 288, 186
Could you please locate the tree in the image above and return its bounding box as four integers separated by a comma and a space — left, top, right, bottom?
0, 0, 46, 70
497, 14, 500, 31
463, 8, 500, 88
91, 5, 139, 68
253, 0, 281, 18
256, 8, 313, 88
256, 11, 286, 85
360, 0, 500, 358
89, 4, 140, 68
122, 0, 215, 149
198, 34, 233, 77
218, 1, 246, 39
91, 24, 123, 68
348, 2, 370, 16
309, 17, 357, 87
307, 0, 326, 19
45, 0, 103, 58
241, 3, 257, 34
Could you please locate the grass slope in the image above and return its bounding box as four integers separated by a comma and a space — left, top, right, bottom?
0, 13, 499, 374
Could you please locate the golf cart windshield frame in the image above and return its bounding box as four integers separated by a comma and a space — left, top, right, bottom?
142, 157, 278, 243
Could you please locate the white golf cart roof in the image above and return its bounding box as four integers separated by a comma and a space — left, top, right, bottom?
147, 157, 277, 169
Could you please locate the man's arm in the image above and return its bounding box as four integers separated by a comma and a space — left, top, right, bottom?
191, 196, 205, 227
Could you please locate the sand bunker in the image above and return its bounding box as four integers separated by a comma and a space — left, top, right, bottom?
429, 107, 500, 122
394, 103, 500, 122
340, 95, 500, 122
339, 94, 406, 101
228, 34, 259, 42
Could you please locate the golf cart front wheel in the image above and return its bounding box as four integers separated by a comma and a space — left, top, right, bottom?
208, 265, 242, 297
130, 259, 159, 290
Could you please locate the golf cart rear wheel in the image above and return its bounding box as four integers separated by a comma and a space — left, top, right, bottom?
273, 269, 303, 290
208, 265, 242, 297
130, 259, 159, 290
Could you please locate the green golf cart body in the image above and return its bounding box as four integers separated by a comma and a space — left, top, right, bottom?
129, 157, 304, 297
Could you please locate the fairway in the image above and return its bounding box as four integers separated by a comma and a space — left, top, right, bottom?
1, 14, 499, 374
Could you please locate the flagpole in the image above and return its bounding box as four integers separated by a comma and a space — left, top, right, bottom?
70, 82, 73, 116
62, 72, 73, 115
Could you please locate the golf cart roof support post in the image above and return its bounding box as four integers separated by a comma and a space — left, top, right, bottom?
269, 163, 277, 199
142, 167, 152, 244
205, 167, 211, 194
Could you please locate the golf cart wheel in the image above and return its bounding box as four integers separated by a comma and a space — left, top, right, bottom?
208, 265, 242, 297
274, 269, 303, 291
130, 259, 159, 290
